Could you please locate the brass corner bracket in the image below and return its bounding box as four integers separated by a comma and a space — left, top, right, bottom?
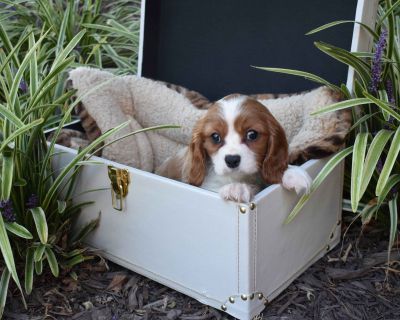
239, 202, 256, 214
221, 291, 268, 311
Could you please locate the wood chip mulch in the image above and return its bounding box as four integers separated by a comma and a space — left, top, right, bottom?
3, 212, 400, 320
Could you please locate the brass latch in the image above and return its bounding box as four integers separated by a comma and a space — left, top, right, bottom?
107, 166, 130, 211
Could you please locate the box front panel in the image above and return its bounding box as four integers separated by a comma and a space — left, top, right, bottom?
52, 146, 241, 304
254, 159, 342, 300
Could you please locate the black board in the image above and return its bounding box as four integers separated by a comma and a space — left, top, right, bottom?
142, 0, 358, 100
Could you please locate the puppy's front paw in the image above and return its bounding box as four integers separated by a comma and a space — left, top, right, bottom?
219, 183, 256, 203
282, 165, 312, 195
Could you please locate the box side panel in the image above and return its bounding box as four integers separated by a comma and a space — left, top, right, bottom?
346, 0, 379, 90
52, 146, 240, 304
255, 158, 343, 300
137, 0, 146, 76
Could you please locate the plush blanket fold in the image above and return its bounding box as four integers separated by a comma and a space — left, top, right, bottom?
65, 67, 351, 172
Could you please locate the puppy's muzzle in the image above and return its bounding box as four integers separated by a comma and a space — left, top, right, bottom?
225, 154, 241, 168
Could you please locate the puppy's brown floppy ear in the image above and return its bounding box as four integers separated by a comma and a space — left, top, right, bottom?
262, 113, 289, 184
186, 120, 207, 186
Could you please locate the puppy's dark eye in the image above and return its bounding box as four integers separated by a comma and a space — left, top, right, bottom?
246, 130, 258, 141
211, 132, 222, 144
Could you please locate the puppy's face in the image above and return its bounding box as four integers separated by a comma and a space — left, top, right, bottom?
187, 95, 288, 186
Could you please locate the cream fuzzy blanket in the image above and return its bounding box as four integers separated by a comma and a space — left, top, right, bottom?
68, 67, 351, 172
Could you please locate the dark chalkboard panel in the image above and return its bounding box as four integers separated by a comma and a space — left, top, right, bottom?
141, 0, 358, 100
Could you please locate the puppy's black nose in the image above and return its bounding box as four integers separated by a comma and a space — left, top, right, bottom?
225, 155, 241, 168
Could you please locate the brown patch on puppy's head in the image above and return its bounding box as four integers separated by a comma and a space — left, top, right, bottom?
185, 103, 227, 186
235, 98, 289, 183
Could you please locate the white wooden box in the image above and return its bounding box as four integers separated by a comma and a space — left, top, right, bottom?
52, 1, 377, 319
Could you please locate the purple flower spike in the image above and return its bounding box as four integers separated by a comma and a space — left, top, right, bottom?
19, 79, 28, 93
370, 29, 388, 93
0, 199, 16, 222
386, 80, 395, 105
26, 194, 39, 209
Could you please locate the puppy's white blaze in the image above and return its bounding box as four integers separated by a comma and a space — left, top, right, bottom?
282, 165, 312, 195
212, 97, 258, 176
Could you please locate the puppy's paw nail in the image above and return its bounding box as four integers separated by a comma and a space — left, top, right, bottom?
282, 166, 312, 195
219, 183, 254, 203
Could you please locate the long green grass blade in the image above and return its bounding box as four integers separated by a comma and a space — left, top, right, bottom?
349, 112, 379, 132
0, 118, 44, 154
0, 268, 10, 317
29, 57, 75, 109
306, 20, 378, 39
285, 147, 352, 224
24, 247, 34, 294
376, 126, 400, 196
8, 31, 48, 116
0, 23, 20, 67
5, 222, 33, 239
1, 151, 14, 200
83, 23, 134, 38
360, 202, 378, 225
0, 214, 24, 308
0, 31, 31, 75
72, 215, 100, 244
342, 198, 367, 213
360, 130, 393, 198
0, 103, 24, 128
33, 244, 46, 262
64, 254, 94, 269
378, 90, 391, 121
35, 260, 43, 275
57, 200, 67, 214
28, 31, 38, 99
311, 98, 370, 116
252, 67, 340, 91
29, 207, 48, 244
315, 42, 371, 84
55, 1, 71, 55
351, 133, 369, 212
45, 247, 59, 277
388, 196, 398, 249
385, 0, 395, 61
377, 175, 400, 206
37, 0, 57, 31
50, 29, 86, 72
364, 91, 400, 121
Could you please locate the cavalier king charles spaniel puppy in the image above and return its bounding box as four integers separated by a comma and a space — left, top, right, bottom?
157, 94, 312, 202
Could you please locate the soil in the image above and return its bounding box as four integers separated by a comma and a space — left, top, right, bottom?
3, 212, 400, 320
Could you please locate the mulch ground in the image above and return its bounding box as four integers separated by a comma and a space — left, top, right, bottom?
3, 212, 400, 320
